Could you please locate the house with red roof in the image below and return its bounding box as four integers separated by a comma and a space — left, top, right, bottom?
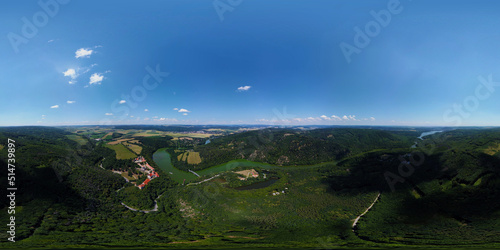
134, 156, 160, 189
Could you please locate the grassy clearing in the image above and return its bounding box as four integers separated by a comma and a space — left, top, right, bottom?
66, 134, 87, 145
105, 143, 136, 159
121, 172, 136, 181
484, 143, 500, 155
0, 144, 4, 151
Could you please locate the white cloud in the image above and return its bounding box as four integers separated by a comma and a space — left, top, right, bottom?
50, 105, 59, 109
105, 113, 113, 116
63, 68, 77, 79
48, 39, 54, 43
152, 116, 159, 119
183, 113, 188, 116
75, 48, 93, 58
237, 86, 251, 91
68, 80, 76, 84
119, 100, 126, 104
173, 108, 179, 111
178, 108, 190, 113
144, 109, 149, 112
89, 73, 103, 85
306, 117, 320, 122
341, 115, 358, 121
155, 117, 178, 122
331, 115, 342, 121
370, 117, 376, 121
320, 115, 331, 120
67, 100, 75, 104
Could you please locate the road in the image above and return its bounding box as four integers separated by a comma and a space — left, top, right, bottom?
120, 194, 163, 213
352, 192, 380, 231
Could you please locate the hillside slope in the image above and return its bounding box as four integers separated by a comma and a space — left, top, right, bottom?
183, 128, 418, 170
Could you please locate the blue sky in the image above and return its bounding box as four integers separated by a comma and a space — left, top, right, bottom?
2, 0, 500, 126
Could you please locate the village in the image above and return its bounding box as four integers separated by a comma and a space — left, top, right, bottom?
133, 156, 160, 189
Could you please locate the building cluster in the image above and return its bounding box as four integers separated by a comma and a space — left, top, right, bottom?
234, 169, 259, 181
134, 156, 160, 189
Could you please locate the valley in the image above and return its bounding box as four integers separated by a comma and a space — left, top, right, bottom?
1, 125, 500, 248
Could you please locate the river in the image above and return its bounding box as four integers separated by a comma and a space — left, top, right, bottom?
411, 130, 443, 148
152, 148, 333, 183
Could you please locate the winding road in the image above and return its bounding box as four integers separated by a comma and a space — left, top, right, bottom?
119, 193, 163, 213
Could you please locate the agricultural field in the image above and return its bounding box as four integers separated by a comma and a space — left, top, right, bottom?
66, 134, 88, 145
102, 132, 113, 140
177, 151, 202, 164
123, 142, 142, 154
105, 143, 137, 159
167, 132, 213, 138
107, 139, 131, 145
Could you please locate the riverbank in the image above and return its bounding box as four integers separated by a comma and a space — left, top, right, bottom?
152, 148, 337, 183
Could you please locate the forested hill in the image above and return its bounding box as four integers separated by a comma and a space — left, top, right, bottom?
193, 128, 419, 169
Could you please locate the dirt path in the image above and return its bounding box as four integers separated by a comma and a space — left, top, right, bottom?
186, 174, 220, 186
352, 192, 380, 231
